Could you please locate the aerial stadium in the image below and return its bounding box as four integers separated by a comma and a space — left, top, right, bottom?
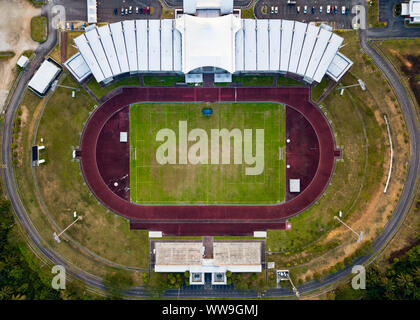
2, 0, 417, 301
64, 0, 348, 236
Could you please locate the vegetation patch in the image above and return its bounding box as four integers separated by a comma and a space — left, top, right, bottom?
143, 75, 185, 86
86, 76, 140, 98
13, 74, 149, 280
31, 16, 47, 42
232, 75, 273, 86
130, 102, 286, 204
311, 77, 331, 101
0, 51, 15, 60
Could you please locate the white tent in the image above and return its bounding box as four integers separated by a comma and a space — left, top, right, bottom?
28, 60, 60, 95
176, 14, 241, 74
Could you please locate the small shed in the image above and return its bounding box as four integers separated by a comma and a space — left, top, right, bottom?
17, 55, 29, 68
289, 179, 301, 193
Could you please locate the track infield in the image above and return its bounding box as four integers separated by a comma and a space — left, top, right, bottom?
129, 102, 286, 205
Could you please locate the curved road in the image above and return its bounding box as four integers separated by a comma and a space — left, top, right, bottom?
1, 4, 419, 298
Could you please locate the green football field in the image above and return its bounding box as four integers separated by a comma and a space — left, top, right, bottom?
129, 102, 285, 204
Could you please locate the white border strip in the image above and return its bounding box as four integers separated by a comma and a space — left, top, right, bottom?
384, 115, 393, 193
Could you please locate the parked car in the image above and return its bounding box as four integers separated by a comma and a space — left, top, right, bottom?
140, 7, 144, 14
271, 6, 274, 14
136, 7, 139, 14
114, 8, 118, 15
342, 6, 346, 14
319, 6, 323, 13
121, 8, 124, 16
327, 5, 331, 13
334, 6, 338, 14
129, 6, 132, 14
345, 8, 350, 14
275, 6, 278, 14
146, 6, 150, 14
125, 8, 128, 15
304, 5, 307, 14
311, 6, 315, 14
296, 6, 300, 13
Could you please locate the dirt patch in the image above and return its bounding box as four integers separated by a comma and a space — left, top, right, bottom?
0, 0, 41, 109
26, 98, 45, 147
399, 55, 420, 107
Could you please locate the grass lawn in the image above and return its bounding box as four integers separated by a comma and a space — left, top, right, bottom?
266, 31, 410, 281
368, 0, 387, 28
0, 51, 15, 60
276, 76, 305, 86
311, 77, 331, 101
232, 75, 274, 86
67, 32, 83, 58
14, 74, 149, 279
86, 76, 140, 98
130, 102, 286, 204
31, 16, 47, 42
143, 75, 185, 86
374, 38, 420, 108
241, 0, 256, 18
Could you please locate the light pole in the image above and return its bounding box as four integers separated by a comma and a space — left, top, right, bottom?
337, 79, 366, 95
53, 215, 83, 243
277, 270, 300, 298
288, 276, 300, 298
334, 215, 364, 243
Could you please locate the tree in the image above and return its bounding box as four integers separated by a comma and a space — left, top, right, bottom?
102, 270, 134, 299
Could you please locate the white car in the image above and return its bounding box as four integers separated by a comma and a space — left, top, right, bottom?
342, 6, 346, 14
327, 5, 331, 13
271, 6, 275, 13
304, 5, 307, 13
319, 6, 323, 13
275, 6, 278, 14
297, 6, 300, 13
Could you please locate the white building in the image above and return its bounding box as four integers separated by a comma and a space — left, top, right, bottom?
16, 55, 29, 68
28, 59, 61, 96
67, 0, 352, 85
153, 241, 262, 285
402, 0, 420, 23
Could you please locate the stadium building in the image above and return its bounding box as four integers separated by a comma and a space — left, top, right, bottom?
65, 0, 353, 85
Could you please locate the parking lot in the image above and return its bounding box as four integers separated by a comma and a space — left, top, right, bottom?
97, 0, 161, 22
52, 0, 161, 23
255, 0, 356, 29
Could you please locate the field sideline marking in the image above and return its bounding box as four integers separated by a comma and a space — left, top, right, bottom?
130, 103, 286, 204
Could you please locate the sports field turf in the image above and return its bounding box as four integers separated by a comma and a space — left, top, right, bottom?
129, 102, 285, 204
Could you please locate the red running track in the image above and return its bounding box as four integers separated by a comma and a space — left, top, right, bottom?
79, 87, 339, 235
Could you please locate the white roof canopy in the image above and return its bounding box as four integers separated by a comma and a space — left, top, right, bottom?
184, 0, 233, 14
28, 60, 60, 95
176, 14, 241, 74
68, 15, 352, 84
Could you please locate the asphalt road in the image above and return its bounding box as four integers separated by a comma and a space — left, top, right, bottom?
254, 0, 354, 29
367, 0, 420, 38
1, 2, 419, 298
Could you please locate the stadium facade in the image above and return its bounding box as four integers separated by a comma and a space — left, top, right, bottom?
66, 0, 353, 85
